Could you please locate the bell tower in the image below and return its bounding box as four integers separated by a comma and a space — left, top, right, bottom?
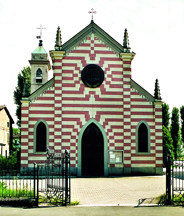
29, 25, 51, 94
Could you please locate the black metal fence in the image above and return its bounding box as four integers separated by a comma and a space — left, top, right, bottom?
166, 151, 184, 204
0, 167, 36, 206
37, 150, 70, 206
0, 150, 70, 207
172, 160, 184, 204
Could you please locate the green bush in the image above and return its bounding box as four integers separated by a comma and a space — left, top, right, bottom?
0, 151, 18, 170
0, 181, 34, 198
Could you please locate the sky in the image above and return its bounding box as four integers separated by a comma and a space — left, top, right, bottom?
0, 0, 184, 127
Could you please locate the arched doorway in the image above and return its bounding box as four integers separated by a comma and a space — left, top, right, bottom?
82, 123, 104, 176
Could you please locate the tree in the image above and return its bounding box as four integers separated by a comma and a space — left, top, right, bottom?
180, 106, 184, 144
177, 128, 184, 158
171, 107, 180, 159
162, 125, 174, 166
0, 151, 18, 169
162, 103, 170, 129
13, 67, 31, 127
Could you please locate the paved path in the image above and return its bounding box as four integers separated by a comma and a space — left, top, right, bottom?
1, 175, 184, 216
1, 206, 184, 216
71, 176, 166, 205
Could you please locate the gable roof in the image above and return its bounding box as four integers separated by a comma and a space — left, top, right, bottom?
0, 105, 14, 123
62, 20, 125, 55
24, 77, 55, 102
130, 79, 155, 103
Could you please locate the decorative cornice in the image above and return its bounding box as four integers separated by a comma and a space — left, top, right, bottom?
130, 79, 155, 103
119, 52, 136, 61
29, 59, 51, 71
21, 99, 30, 104
154, 101, 163, 105
49, 50, 66, 61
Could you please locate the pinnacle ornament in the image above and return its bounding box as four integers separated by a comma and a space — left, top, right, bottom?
55, 26, 62, 51
123, 28, 131, 53
154, 79, 162, 100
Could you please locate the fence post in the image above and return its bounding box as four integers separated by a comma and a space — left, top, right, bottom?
33, 162, 36, 200
36, 164, 39, 207
166, 150, 172, 205
65, 150, 69, 206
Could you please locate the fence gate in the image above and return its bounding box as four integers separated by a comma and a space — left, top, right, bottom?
37, 150, 70, 206
166, 152, 184, 204
172, 159, 184, 203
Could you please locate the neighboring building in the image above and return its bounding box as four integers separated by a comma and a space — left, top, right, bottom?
13, 129, 21, 150
21, 20, 163, 176
0, 105, 14, 157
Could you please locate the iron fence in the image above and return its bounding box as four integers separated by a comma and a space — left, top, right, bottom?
166, 151, 184, 204
172, 160, 184, 203
37, 150, 70, 206
0, 150, 70, 207
0, 167, 37, 206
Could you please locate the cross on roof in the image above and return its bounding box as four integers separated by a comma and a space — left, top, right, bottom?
88, 8, 97, 21
36, 24, 46, 39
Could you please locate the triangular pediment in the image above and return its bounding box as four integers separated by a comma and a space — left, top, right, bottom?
130, 79, 155, 103
62, 21, 124, 55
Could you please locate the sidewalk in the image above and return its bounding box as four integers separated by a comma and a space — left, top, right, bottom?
1, 206, 184, 216
71, 176, 166, 206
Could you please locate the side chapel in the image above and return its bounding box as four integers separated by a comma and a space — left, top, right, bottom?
21, 19, 163, 176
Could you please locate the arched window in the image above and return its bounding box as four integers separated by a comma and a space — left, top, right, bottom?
36, 122, 46, 152
36, 68, 42, 77
36, 68, 42, 83
136, 122, 150, 154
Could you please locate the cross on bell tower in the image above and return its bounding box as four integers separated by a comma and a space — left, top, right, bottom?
36, 24, 46, 40
88, 8, 97, 21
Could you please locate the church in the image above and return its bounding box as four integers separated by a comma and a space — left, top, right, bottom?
21, 19, 163, 176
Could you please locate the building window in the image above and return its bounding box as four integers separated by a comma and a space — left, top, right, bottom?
36, 122, 46, 152
81, 64, 104, 88
36, 68, 42, 83
136, 121, 150, 154
7, 122, 9, 127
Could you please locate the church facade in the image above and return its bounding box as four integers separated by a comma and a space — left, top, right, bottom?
21, 21, 163, 176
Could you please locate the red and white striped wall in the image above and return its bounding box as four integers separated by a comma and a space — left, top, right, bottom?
21, 33, 162, 175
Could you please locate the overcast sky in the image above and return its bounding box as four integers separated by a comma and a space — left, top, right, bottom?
0, 0, 184, 127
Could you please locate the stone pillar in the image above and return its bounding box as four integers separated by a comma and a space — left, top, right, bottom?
154, 101, 163, 174
20, 99, 30, 168
50, 51, 65, 153
120, 52, 135, 175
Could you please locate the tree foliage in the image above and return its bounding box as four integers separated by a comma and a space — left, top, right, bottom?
171, 107, 180, 159
162, 103, 170, 129
180, 105, 184, 143
13, 127, 20, 135
13, 67, 31, 127
0, 151, 18, 170
162, 125, 174, 166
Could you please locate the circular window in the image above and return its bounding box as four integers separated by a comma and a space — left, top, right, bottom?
81, 64, 104, 88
